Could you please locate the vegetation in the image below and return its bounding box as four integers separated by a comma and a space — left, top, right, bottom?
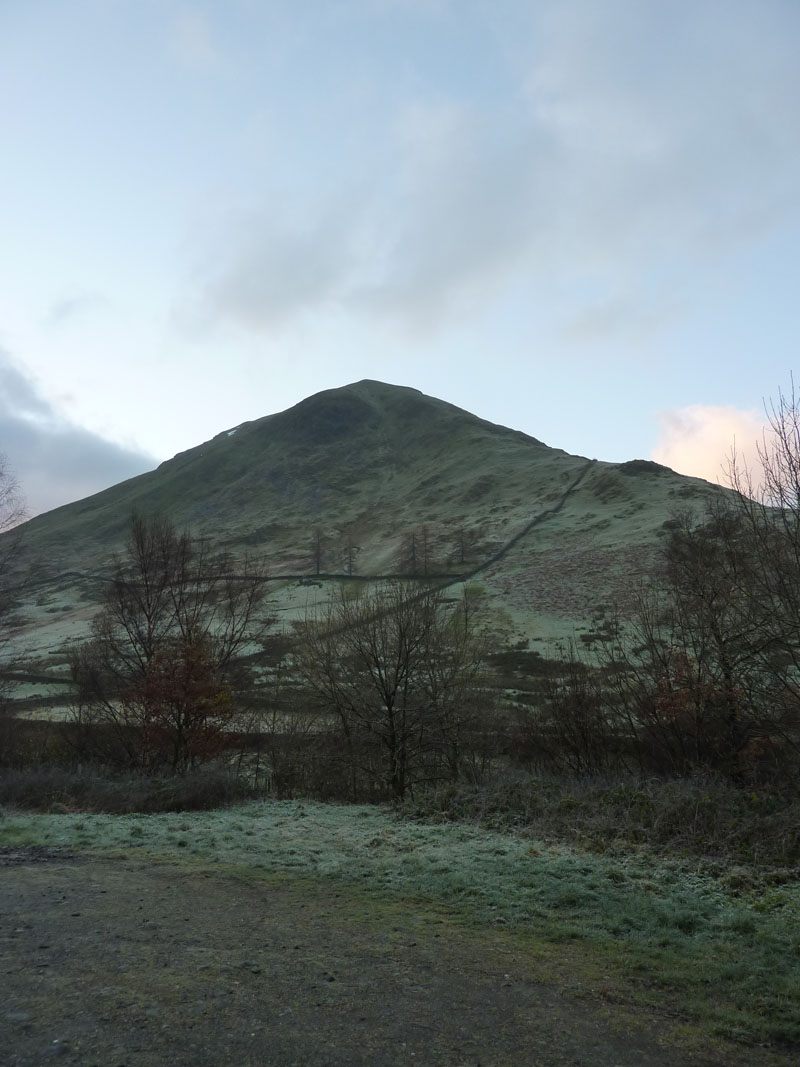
4, 384, 800, 806
5, 382, 800, 1053
2, 798, 799, 1047
0, 454, 25, 763
508, 386, 800, 795
8, 380, 684, 636
296, 582, 491, 799
0, 763, 254, 813
65, 515, 269, 772
400, 772, 800, 868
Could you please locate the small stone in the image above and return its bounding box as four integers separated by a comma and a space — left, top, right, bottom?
6, 1011, 32, 1024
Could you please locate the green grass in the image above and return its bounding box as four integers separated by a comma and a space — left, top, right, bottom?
2, 798, 798, 1047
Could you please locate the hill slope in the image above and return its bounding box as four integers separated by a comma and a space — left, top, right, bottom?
7, 379, 723, 660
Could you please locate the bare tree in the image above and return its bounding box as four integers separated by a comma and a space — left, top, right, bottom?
415, 589, 488, 782
0, 456, 24, 532
553, 386, 800, 783
419, 526, 432, 577
296, 583, 488, 799
456, 527, 471, 567
0, 456, 25, 763
401, 532, 418, 576
726, 382, 800, 724
517, 639, 620, 776
312, 528, 325, 576
343, 537, 358, 577
68, 514, 269, 772
339, 521, 364, 578
454, 526, 484, 569
395, 527, 439, 577
594, 498, 799, 779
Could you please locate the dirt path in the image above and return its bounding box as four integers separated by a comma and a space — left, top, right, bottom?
0, 848, 789, 1067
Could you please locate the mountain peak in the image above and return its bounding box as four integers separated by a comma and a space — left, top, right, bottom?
256, 379, 485, 450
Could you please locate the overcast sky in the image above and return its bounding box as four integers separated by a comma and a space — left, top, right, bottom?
2, 0, 799, 516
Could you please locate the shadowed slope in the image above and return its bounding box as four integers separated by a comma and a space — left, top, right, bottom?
15, 381, 568, 574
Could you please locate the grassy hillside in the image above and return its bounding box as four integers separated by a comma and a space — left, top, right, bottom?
5, 379, 725, 667
15, 381, 578, 571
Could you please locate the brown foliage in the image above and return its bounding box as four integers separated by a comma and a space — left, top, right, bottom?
67, 515, 268, 772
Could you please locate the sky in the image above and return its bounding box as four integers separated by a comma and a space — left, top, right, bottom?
2, 0, 799, 516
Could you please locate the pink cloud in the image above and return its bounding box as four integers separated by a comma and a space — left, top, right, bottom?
652, 404, 766, 488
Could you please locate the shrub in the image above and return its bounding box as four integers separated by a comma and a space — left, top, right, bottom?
0, 764, 255, 814
398, 770, 800, 868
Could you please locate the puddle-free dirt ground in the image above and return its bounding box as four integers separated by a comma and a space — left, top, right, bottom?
0, 848, 791, 1066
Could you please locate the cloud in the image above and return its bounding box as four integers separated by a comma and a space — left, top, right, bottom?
562, 294, 681, 346
184, 100, 549, 337
525, 0, 800, 254
43, 292, 109, 328
0, 358, 53, 421
0, 350, 155, 518
188, 202, 363, 332
352, 100, 548, 332
180, 1, 800, 339
170, 8, 223, 73
651, 404, 766, 487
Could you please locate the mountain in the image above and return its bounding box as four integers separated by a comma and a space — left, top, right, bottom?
8, 379, 723, 665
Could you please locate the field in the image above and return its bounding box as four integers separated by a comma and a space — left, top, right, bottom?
2, 800, 799, 1065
